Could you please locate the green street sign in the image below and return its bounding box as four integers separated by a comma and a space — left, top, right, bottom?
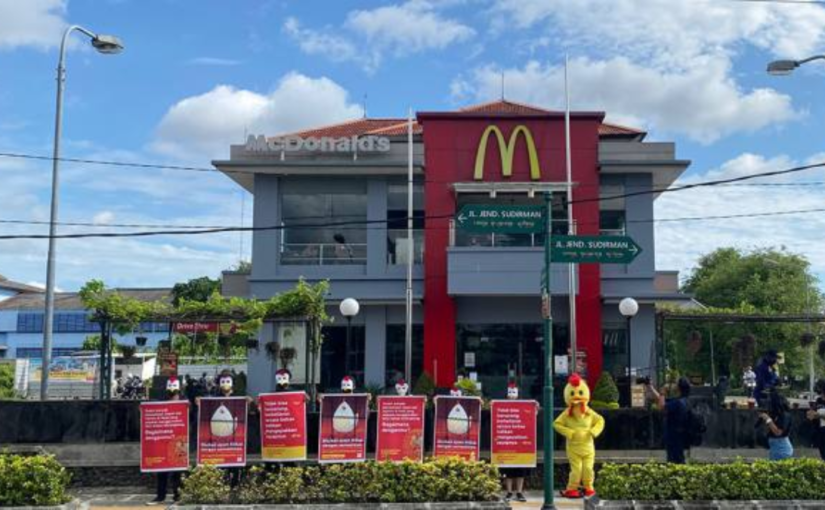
455, 204, 544, 234
551, 235, 642, 264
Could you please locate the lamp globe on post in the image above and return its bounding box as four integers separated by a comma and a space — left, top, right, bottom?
619, 297, 639, 407
339, 298, 360, 378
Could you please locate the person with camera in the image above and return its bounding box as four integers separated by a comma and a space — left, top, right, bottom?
645, 377, 692, 464
754, 350, 780, 405
806, 379, 825, 460
758, 391, 793, 460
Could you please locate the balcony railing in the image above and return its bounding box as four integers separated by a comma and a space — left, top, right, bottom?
281, 243, 367, 265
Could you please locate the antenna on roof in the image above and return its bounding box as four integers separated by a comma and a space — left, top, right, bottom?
363, 93, 368, 118
500, 71, 505, 100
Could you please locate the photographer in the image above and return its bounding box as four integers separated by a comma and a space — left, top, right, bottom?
646, 377, 691, 464
758, 392, 793, 461
806, 379, 825, 460
754, 350, 779, 405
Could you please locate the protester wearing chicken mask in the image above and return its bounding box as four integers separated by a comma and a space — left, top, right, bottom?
499, 382, 529, 503
275, 369, 292, 392
395, 379, 410, 396
147, 378, 184, 505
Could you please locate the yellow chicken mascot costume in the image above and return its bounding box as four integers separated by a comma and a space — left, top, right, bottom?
553, 373, 605, 498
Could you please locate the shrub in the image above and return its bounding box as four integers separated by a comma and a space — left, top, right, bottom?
181, 458, 499, 504
413, 372, 436, 397
179, 464, 231, 505
597, 459, 825, 501
0, 453, 71, 506
591, 372, 620, 406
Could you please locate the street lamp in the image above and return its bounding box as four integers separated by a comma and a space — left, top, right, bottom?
619, 297, 639, 407
41, 25, 123, 401
339, 298, 360, 378
767, 55, 825, 76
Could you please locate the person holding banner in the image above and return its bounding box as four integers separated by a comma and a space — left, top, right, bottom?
497, 383, 530, 503
145, 377, 187, 505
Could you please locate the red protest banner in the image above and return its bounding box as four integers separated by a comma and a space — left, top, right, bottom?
196, 397, 248, 467
375, 396, 426, 462
318, 394, 369, 463
490, 400, 538, 468
433, 396, 482, 461
140, 400, 190, 473
259, 392, 307, 462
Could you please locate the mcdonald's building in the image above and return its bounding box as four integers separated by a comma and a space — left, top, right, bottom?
215, 100, 692, 401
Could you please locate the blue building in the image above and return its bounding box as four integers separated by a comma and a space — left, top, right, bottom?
0, 286, 171, 359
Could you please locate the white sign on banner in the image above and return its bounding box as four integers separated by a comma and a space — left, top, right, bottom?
464, 352, 476, 368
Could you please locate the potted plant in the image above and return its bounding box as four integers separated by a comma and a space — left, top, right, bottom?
265, 341, 280, 361
279, 347, 297, 369
245, 337, 259, 350
135, 336, 148, 347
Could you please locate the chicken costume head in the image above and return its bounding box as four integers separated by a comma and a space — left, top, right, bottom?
564, 373, 591, 416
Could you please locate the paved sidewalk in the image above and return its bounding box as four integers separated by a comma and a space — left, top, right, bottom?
71, 488, 586, 509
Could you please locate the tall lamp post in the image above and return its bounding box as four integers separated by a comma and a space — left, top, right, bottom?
339, 298, 360, 378
619, 297, 639, 407
767, 55, 825, 76
41, 26, 123, 401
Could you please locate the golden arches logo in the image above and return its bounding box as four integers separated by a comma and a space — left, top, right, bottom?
473, 125, 541, 181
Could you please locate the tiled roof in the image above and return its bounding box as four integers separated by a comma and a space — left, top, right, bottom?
0, 274, 44, 294
0, 288, 172, 311
270, 100, 644, 139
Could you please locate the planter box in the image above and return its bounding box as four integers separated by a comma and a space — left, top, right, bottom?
587, 499, 825, 509
173, 503, 507, 510
1, 499, 79, 510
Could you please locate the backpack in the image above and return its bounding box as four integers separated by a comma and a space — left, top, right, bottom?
685, 407, 707, 447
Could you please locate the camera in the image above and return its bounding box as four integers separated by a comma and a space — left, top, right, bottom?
636, 376, 651, 386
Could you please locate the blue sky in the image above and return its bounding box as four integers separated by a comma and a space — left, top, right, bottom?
1, 0, 824, 291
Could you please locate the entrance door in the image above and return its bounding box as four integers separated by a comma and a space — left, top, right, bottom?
457, 323, 569, 400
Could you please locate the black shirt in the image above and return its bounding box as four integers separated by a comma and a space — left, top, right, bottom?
768, 413, 792, 439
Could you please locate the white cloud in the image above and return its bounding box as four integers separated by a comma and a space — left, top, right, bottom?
490, 0, 825, 65
655, 152, 825, 282
92, 211, 115, 225
0, 0, 67, 51
346, 0, 475, 54
452, 57, 799, 143
285, 1, 474, 71
284, 18, 357, 61
151, 73, 362, 160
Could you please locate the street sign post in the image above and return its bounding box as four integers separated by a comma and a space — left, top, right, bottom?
541, 193, 555, 509
551, 235, 642, 264
455, 204, 545, 234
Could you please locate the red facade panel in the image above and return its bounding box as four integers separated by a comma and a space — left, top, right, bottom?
419, 113, 605, 386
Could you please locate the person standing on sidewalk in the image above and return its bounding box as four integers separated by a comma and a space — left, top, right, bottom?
760, 391, 793, 461
147, 377, 184, 505
806, 379, 825, 460
647, 377, 691, 464
500, 382, 528, 503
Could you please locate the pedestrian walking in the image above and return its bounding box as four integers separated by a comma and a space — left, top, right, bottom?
807, 379, 825, 460
742, 366, 756, 398
759, 392, 793, 461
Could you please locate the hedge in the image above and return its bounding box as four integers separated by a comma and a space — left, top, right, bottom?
180, 458, 501, 505
0, 454, 71, 506
597, 459, 825, 501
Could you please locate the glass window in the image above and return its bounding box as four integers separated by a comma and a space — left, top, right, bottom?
16, 347, 79, 359
281, 180, 367, 265
600, 210, 626, 235
602, 326, 628, 380
387, 181, 424, 265
600, 183, 625, 211
384, 325, 423, 386
320, 325, 365, 390
17, 313, 44, 333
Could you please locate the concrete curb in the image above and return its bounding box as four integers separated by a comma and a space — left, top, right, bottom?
586, 499, 825, 509
172, 503, 508, 510
1, 499, 80, 510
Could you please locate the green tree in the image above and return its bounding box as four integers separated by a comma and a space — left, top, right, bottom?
671, 247, 823, 385
81, 334, 122, 354
171, 276, 221, 306
0, 363, 16, 399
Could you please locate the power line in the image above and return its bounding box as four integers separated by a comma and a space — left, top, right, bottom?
728, 0, 825, 4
